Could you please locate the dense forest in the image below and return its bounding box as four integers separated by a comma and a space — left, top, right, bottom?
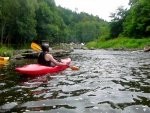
109, 0, 150, 39
0, 0, 150, 48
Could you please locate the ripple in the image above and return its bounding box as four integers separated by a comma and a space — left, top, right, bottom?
0, 50, 150, 112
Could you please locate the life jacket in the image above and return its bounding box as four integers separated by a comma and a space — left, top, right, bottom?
38, 52, 51, 66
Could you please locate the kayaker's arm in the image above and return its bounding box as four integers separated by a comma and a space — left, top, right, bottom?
46, 54, 68, 66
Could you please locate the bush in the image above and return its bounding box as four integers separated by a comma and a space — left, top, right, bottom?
85, 37, 150, 49
0, 46, 13, 57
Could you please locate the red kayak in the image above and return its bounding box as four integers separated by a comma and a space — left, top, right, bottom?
15, 58, 71, 75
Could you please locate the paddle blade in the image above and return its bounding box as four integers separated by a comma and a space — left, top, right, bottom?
70, 66, 79, 70
31, 42, 42, 51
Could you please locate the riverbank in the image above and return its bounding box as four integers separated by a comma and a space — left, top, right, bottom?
0, 44, 73, 59
85, 37, 150, 50
12, 49, 71, 59
0, 37, 149, 58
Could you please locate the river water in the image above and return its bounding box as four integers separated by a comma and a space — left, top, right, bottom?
0, 49, 150, 113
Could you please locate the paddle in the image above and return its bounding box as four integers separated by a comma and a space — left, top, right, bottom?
31, 42, 42, 51
31, 42, 79, 70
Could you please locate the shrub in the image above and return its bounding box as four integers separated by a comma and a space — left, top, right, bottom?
0, 46, 13, 57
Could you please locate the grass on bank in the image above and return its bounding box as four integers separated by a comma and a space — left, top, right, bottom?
0, 43, 32, 57
0, 46, 13, 57
86, 37, 150, 49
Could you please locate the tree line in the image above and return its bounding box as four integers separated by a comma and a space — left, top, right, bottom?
0, 0, 149, 48
0, 0, 109, 48
109, 0, 150, 39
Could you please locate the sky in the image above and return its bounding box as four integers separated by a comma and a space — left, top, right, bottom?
55, 0, 130, 22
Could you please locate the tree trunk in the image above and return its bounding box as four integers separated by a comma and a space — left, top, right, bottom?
5, 26, 13, 47
1, 22, 5, 45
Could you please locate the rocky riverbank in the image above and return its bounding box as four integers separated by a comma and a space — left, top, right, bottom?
12, 49, 72, 59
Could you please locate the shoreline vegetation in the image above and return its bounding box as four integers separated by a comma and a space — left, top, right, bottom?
0, 46, 13, 57
0, 0, 150, 58
85, 37, 150, 51
0, 37, 150, 58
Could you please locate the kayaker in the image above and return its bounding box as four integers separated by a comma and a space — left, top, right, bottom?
38, 43, 68, 67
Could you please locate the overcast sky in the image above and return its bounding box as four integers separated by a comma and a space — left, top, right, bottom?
55, 0, 130, 21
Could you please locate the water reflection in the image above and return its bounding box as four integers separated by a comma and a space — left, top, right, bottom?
0, 50, 150, 113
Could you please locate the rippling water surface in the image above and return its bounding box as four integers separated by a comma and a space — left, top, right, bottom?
0, 49, 150, 113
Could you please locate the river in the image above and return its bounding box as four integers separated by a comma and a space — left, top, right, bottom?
0, 49, 150, 113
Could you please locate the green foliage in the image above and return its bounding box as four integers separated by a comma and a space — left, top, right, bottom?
109, 6, 128, 38
109, 0, 150, 39
0, 0, 149, 50
123, 0, 150, 38
129, 0, 139, 6
0, 0, 108, 46
85, 41, 97, 48
57, 6, 109, 43
36, 2, 54, 41
0, 0, 38, 46
86, 37, 150, 49
97, 35, 111, 42
0, 46, 13, 57
15, 0, 38, 43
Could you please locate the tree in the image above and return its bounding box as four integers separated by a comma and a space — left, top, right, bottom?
129, 0, 139, 6
36, 2, 53, 41
123, 0, 150, 38
36, 1, 66, 43
14, 0, 38, 44
0, 0, 111, 47
109, 6, 128, 38
0, 0, 38, 46
0, 0, 20, 45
